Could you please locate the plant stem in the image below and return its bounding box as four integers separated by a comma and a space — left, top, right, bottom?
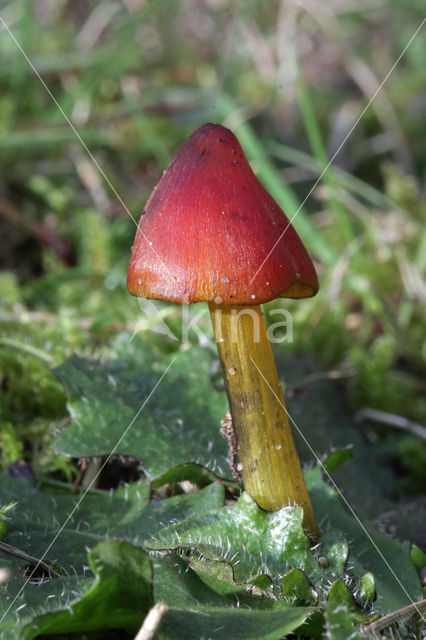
209, 302, 318, 537
0, 540, 61, 579
0, 337, 53, 364
362, 599, 426, 635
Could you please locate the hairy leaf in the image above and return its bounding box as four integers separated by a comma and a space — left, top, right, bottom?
53, 343, 231, 479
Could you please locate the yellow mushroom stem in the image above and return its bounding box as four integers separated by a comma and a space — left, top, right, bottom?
209, 301, 318, 538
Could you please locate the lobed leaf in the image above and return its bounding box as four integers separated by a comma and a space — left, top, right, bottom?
52, 344, 231, 480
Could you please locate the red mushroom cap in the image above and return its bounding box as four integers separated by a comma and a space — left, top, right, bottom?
127, 123, 318, 305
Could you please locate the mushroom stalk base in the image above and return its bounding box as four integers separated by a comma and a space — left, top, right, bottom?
209, 302, 318, 537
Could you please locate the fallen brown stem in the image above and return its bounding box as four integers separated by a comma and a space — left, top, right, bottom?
362, 599, 426, 635
0, 540, 60, 580
0, 195, 71, 261
288, 367, 356, 397
355, 408, 426, 441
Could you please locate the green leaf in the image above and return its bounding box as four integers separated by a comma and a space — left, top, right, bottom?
0, 558, 91, 640
186, 555, 264, 598
0, 474, 224, 638
153, 555, 315, 640
130, 482, 225, 543
318, 530, 348, 576
154, 554, 286, 610
21, 540, 152, 638
281, 568, 317, 605
326, 602, 364, 640
158, 605, 314, 640
307, 467, 422, 613
151, 462, 239, 490
357, 572, 376, 607
0, 474, 224, 572
52, 343, 231, 480
0, 474, 149, 572
153, 554, 234, 607
323, 446, 354, 472
328, 580, 359, 614
147, 492, 317, 585
410, 544, 426, 572
197, 556, 275, 601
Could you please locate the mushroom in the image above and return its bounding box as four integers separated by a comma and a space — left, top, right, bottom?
127, 123, 319, 536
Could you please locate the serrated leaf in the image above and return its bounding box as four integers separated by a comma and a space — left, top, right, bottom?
153, 556, 314, 639
0, 475, 224, 573
0, 475, 224, 639
146, 492, 317, 585
187, 555, 272, 598
0, 558, 90, 640
148, 469, 422, 622
21, 540, 152, 638
154, 554, 284, 610
52, 344, 231, 479
0, 474, 150, 573
306, 467, 422, 612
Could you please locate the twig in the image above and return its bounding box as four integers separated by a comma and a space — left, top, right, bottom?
0, 337, 54, 364
72, 146, 111, 214
134, 603, 168, 640
75, 1, 120, 51
362, 599, 426, 635
327, 236, 364, 303
71, 457, 88, 494
0, 195, 72, 261
396, 247, 426, 303
355, 408, 426, 441
0, 310, 57, 324
0, 307, 176, 337
287, 367, 356, 397
0, 540, 60, 580
81, 458, 103, 489
38, 475, 105, 495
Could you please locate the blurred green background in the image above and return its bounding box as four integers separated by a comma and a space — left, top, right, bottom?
0, 1, 425, 531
